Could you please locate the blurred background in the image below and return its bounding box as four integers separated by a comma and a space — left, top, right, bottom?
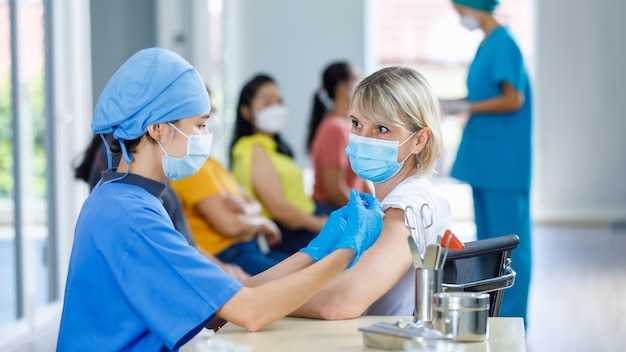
1, 0, 625, 351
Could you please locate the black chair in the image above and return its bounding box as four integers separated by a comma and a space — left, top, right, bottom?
441, 234, 518, 317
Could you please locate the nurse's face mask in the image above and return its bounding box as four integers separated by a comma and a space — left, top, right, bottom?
158, 122, 213, 180
345, 132, 416, 183
460, 14, 480, 31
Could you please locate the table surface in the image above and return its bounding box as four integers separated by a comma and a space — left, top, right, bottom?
182, 316, 527, 352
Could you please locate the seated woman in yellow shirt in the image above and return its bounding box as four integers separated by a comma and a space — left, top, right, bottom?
170, 155, 287, 275
230, 74, 327, 255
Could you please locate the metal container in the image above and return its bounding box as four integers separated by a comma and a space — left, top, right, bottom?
414, 268, 442, 324
433, 292, 489, 342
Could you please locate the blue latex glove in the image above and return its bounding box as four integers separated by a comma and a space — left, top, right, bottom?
299, 206, 347, 261
357, 192, 381, 212
335, 190, 384, 268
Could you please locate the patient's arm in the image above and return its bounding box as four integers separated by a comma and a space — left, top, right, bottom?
215, 250, 353, 332
195, 192, 278, 241
289, 208, 413, 320
250, 144, 327, 233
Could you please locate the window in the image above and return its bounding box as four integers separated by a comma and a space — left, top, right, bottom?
374, 0, 534, 174
206, 0, 229, 165
0, 0, 56, 331
372, 0, 534, 238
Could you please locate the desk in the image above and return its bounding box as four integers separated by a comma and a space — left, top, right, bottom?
182, 316, 526, 352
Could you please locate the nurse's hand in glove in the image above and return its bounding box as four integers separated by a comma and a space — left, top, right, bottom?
335, 189, 384, 268
440, 99, 470, 115
299, 190, 383, 263
299, 206, 348, 262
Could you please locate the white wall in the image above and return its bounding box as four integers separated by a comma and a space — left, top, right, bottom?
90, 0, 157, 105
222, 0, 371, 168
533, 0, 626, 224
156, 0, 211, 80
217, 0, 626, 224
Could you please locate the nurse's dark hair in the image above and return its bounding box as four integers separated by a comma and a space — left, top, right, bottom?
306, 62, 351, 152
110, 137, 143, 155
74, 116, 182, 185
74, 134, 105, 182
72, 133, 144, 183
229, 74, 294, 167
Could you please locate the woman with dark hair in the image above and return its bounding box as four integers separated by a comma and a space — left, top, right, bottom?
229, 74, 294, 166
170, 86, 287, 276
307, 62, 369, 214
230, 74, 327, 255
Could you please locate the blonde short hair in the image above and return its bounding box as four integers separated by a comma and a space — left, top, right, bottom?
351, 66, 443, 177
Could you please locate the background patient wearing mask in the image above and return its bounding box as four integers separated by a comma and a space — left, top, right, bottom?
230, 74, 327, 255
307, 61, 371, 215
170, 90, 288, 275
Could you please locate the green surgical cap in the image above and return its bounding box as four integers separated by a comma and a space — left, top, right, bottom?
92, 47, 210, 141
452, 0, 499, 12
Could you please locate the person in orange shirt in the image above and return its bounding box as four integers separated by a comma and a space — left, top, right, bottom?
170, 156, 287, 275
170, 90, 287, 275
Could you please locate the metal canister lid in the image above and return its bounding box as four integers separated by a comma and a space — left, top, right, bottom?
433, 292, 490, 310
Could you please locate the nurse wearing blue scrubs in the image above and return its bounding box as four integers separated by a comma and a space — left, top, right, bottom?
57, 47, 383, 351
445, 0, 533, 326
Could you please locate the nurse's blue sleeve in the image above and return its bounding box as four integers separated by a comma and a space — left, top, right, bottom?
492, 32, 526, 92
104, 208, 243, 350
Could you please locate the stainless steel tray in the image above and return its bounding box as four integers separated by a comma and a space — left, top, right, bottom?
359, 321, 447, 351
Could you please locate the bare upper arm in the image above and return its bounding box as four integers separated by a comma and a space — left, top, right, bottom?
321, 165, 350, 208
250, 144, 292, 217
195, 194, 248, 238
295, 207, 413, 319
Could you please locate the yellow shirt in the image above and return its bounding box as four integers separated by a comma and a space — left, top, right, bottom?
170, 157, 243, 254
231, 134, 315, 218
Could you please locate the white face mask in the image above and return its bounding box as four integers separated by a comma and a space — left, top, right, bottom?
460, 14, 480, 31
254, 105, 288, 134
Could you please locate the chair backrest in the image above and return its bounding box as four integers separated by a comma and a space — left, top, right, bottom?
441, 234, 519, 317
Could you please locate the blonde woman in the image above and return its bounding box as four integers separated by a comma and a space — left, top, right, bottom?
292, 66, 451, 318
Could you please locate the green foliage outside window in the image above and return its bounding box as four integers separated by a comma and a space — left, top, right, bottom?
0, 72, 12, 199
0, 70, 47, 199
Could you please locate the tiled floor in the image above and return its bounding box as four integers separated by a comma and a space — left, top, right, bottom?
525, 223, 626, 352
6, 223, 626, 352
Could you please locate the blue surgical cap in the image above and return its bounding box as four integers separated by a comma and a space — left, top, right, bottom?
452, 0, 499, 12
92, 47, 210, 142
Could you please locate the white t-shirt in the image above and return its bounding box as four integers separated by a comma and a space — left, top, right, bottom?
363, 176, 451, 316
382, 176, 451, 250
